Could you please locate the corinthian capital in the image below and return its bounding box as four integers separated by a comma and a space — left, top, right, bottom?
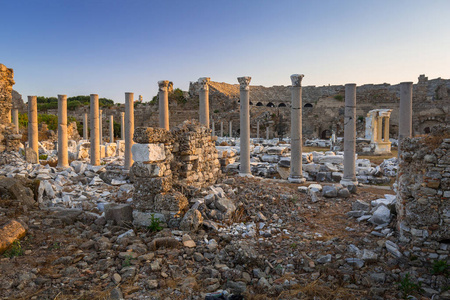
290, 74, 304, 87
198, 77, 210, 91
158, 80, 170, 91
237, 76, 251, 90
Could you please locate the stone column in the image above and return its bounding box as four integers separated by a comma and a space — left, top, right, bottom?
12, 109, 19, 134
238, 76, 252, 176
83, 111, 88, 140
229, 121, 232, 138
27, 96, 38, 157
220, 121, 224, 137
340, 83, 358, 187
377, 115, 383, 141
158, 80, 170, 130
266, 127, 269, 140
198, 77, 210, 128
120, 112, 125, 140
383, 117, 389, 142
99, 109, 103, 144
109, 115, 114, 143
212, 121, 215, 137
124, 92, 134, 170
288, 74, 306, 183
90, 94, 100, 166
257, 121, 260, 139
56, 95, 69, 168
399, 82, 413, 151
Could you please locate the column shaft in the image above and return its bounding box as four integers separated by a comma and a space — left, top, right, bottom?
229, 121, 232, 138
238, 76, 251, 176
257, 121, 260, 139
12, 109, 19, 134
99, 109, 103, 144
109, 115, 114, 143
120, 112, 125, 140
341, 84, 357, 185
198, 77, 210, 127
289, 74, 305, 183
124, 92, 134, 170
83, 112, 88, 140
57, 95, 69, 168
399, 82, 413, 152
27, 96, 38, 156
220, 122, 223, 137
212, 121, 215, 137
90, 94, 100, 166
384, 117, 389, 142
266, 127, 269, 140
158, 81, 169, 130
377, 116, 383, 141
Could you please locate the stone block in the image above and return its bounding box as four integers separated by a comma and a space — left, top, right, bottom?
130, 162, 166, 178
153, 191, 189, 216
133, 127, 173, 144
105, 143, 117, 157
104, 204, 133, 226
134, 176, 172, 194
322, 185, 338, 198
131, 143, 165, 162
25, 147, 38, 163
0, 220, 27, 254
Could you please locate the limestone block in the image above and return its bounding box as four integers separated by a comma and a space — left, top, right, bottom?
25, 147, 38, 164
134, 127, 173, 144
100, 145, 106, 159
131, 162, 167, 178
180, 208, 203, 232
134, 176, 172, 194
116, 140, 125, 156
277, 165, 290, 180
318, 155, 344, 164
131, 143, 166, 162
261, 154, 279, 163
303, 163, 320, 173
0, 220, 27, 254
77, 141, 90, 160
153, 191, 189, 216
105, 143, 117, 157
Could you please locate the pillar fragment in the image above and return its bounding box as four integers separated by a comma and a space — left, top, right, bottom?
124, 92, 134, 170
238, 76, 252, 176
57, 95, 69, 168
158, 80, 170, 130
27, 96, 38, 157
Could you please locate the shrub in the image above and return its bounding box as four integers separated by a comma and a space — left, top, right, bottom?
432, 260, 449, 276
3, 240, 24, 257
148, 214, 162, 232
334, 94, 344, 101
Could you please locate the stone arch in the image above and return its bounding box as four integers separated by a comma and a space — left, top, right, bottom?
304, 103, 313, 108
267, 102, 275, 107
256, 102, 263, 106
321, 130, 331, 139
278, 103, 286, 107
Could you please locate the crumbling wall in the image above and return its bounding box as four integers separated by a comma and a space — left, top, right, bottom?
0, 64, 21, 152
397, 126, 450, 259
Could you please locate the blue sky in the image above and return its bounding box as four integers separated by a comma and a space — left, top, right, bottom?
1, 0, 449, 103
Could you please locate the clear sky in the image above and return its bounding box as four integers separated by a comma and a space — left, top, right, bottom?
2, 0, 449, 103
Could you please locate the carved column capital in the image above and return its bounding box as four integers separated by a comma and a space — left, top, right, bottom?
158, 80, 170, 91
238, 76, 251, 90
290, 74, 304, 87
198, 77, 210, 91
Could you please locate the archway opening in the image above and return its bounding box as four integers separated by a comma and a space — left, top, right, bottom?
256, 102, 263, 106
267, 102, 275, 107
278, 103, 286, 107
304, 103, 313, 108
321, 130, 331, 139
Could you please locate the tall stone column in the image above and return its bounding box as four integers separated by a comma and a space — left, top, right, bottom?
120, 112, 125, 140
257, 121, 260, 139
399, 82, 413, 153
57, 95, 69, 168
340, 83, 358, 187
377, 115, 383, 141
384, 117, 390, 142
109, 115, 114, 143
27, 96, 38, 157
99, 109, 103, 144
83, 111, 88, 140
90, 94, 100, 166
124, 92, 134, 170
289, 74, 306, 183
266, 127, 269, 140
229, 121, 232, 138
220, 121, 224, 137
12, 109, 19, 134
198, 77, 210, 127
238, 76, 252, 176
158, 80, 170, 130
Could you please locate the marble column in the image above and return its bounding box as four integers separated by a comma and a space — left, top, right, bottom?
12, 109, 19, 134
27, 96, 38, 157
377, 115, 383, 142
257, 121, 260, 139
383, 117, 389, 142
288, 74, 306, 183
238, 76, 252, 176
198, 77, 210, 128
158, 80, 170, 130
109, 115, 114, 143
340, 83, 358, 187
99, 109, 103, 144
220, 121, 224, 137
120, 112, 125, 140
57, 95, 69, 168
124, 92, 134, 170
83, 111, 88, 140
229, 121, 232, 138
90, 94, 100, 166
399, 82, 413, 151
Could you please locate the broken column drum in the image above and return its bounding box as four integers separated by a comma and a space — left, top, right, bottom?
238, 76, 252, 176
27, 96, 38, 156
399, 82, 413, 154
90, 94, 100, 166
57, 94, 69, 168
198, 77, 210, 128
288, 74, 306, 183
83, 111, 88, 140
109, 115, 114, 143
340, 83, 358, 186
124, 92, 134, 170
158, 80, 170, 130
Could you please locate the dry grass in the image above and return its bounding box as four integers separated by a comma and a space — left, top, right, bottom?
359, 149, 397, 165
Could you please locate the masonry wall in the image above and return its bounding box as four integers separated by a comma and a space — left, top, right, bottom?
0, 64, 21, 152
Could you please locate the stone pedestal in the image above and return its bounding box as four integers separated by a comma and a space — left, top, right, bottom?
288, 74, 306, 183
83, 111, 88, 140
198, 77, 210, 128
399, 82, 413, 154
158, 81, 170, 130
124, 92, 134, 170
57, 95, 69, 168
121, 112, 125, 140
90, 94, 100, 166
27, 96, 38, 158
341, 84, 358, 187
238, 76, 252, 176
109, 115, 114, 143
12, 109, 18, 134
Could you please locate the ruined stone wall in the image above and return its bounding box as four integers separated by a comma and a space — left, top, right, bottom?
0, 64, 21, 152
397, 126, 450, 260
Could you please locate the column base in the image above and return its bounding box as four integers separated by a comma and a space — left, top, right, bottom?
288, 176, 306, 183
238, 172, 253, 178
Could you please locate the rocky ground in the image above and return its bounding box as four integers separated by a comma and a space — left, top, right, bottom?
0, 153, 449, 300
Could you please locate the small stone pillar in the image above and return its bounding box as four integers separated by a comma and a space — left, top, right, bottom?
109, 115, 114, 143
57, 95, 69, 168
340, 84, 358, 187
90, 94, 100, 166
288, 74, 306, 183
158, 80, 170, 130
12, 109, 19, 134
257, 121, 260, 139
120, 112, 125, 140
124, 92, 134, 170
229, 121, 232, 138
198, 77, 210, 128
83, 111, 88, 140
383, 117, 389, 142
266, 127, 269, 140
99, 109, 103, 144
220, 121, 224, 137
238, 76, 252, 176
399, 82, 413, 153
27, 96, 38, 157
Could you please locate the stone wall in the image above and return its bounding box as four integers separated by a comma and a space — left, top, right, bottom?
397, 126, 450, 260
0, 64, 21, 152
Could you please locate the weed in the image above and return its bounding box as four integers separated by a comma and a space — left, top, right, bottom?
398, 273, 422, 299
52, 242, 61, 250
3, 240, 24, 258
122, 255, 133, 267
148, 214, 162, 232
214, 109, 219, 113
290, 243, 298, 249
334, 94, 344, 101
39, 154, 48, 160
431, 260, 449, 276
